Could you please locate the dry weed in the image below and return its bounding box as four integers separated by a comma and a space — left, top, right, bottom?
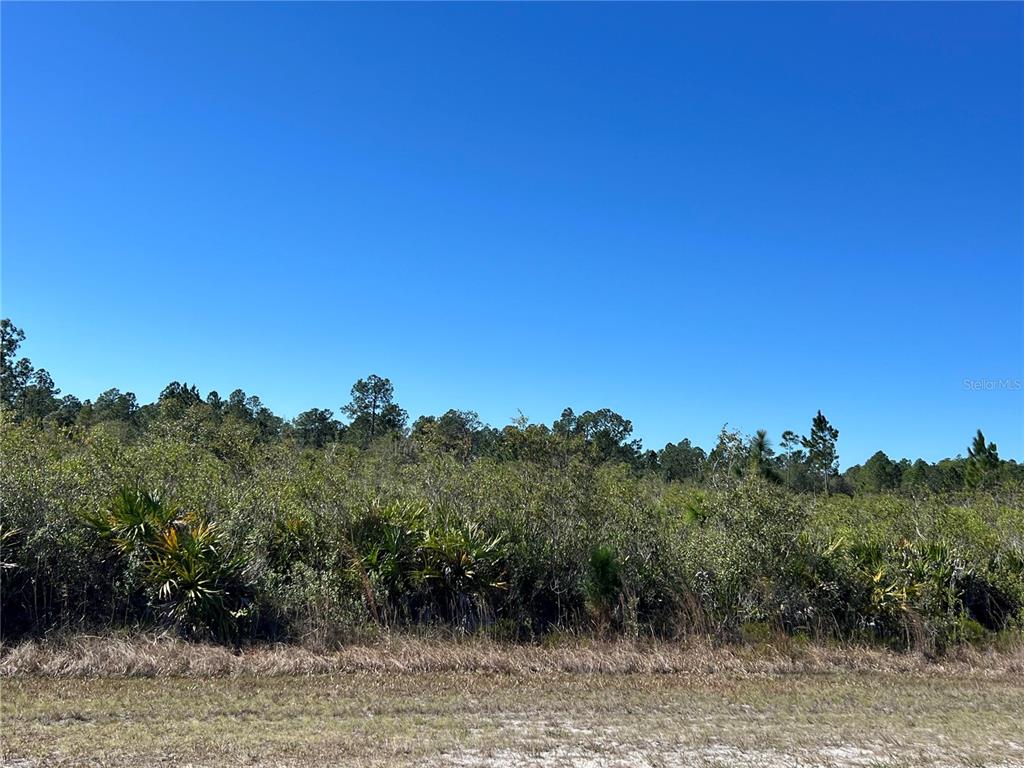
2, 633, 1021, 678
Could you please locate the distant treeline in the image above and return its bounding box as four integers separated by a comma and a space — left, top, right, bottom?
1, 317, 1022, 651
2, 319, 1018, 494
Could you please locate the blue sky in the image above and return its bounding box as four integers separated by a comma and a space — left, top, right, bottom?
2, 2, 1021, 466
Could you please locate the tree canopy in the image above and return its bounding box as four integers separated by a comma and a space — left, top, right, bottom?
2, 317, 1020, 495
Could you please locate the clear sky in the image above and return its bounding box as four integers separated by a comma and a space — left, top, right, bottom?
2, 2, 1022, 466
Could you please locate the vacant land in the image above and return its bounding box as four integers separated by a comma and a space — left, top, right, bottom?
2, 640, 1022, 767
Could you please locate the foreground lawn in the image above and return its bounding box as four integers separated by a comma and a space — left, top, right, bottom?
3, 668, 1023, 767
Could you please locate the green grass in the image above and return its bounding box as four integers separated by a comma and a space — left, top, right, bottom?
3, 671, 1023, 766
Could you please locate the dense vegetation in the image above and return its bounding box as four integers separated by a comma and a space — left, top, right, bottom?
2, 319, 1022, 651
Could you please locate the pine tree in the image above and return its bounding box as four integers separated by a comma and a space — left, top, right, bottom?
965, 429, 999, 489
802, 410, 839, 495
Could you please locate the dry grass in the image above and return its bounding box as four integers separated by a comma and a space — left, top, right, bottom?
3, 668, 1023, 767
2, 633, 1023, 679
3, 635, 1022, 767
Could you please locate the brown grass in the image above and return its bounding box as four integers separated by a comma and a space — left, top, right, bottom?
2, 633, 1022, 679
4, 665, 1023, 767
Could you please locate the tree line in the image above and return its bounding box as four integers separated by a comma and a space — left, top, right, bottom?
2, 318, 1018, 495
2, 317, 1022, 648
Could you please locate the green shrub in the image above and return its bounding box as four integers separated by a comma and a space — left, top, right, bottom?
740, 621, 772, 645
584, 546, 622, 632
146, 518, 251, 642
2, 416, 1021, 650
82, 488, 251, 642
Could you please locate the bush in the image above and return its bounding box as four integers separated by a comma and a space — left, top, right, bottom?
82, 488, 251, 642
1, 417, 1021, 650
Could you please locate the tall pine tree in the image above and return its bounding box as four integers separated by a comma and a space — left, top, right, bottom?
802, 410, 839, 495
965, 429, 999, 489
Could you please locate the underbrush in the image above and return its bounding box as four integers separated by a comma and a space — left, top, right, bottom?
2, 421, 1022, 652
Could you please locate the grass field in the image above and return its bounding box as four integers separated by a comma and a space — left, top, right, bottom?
2, 639, 1023, 767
